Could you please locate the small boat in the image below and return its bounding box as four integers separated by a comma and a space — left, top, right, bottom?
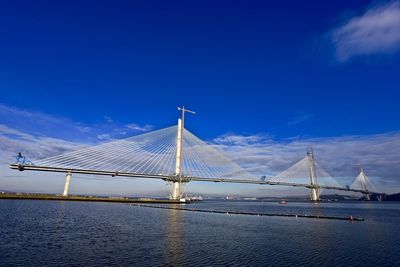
279, 200, 288, 204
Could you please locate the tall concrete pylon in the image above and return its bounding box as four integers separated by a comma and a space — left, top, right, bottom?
359, 167, 371, 200
171, 118, 183, 200
307, 147, 319, 201
170, 107, 195, 201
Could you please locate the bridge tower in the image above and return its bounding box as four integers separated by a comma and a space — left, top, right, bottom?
358, 167, 371, 200
171, 106, 195, 200
307, 147, 319, 201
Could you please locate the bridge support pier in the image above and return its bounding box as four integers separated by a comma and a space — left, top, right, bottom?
363, 193, 371, 201
63, 172, 72, 196
310, 187, 319, 202
171, 181, 181, 200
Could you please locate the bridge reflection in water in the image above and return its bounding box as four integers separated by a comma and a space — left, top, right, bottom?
166, 206, 183, 266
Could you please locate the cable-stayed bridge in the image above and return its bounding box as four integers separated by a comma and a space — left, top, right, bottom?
9, 107, 383, 201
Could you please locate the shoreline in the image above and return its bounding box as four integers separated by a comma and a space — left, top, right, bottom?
0, 193, 185, 204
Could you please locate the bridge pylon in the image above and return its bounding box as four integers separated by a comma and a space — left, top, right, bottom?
171, 118, 183, 200
307, 147, 319, 202
170, 106, 195, 201
358, 167, 371, 200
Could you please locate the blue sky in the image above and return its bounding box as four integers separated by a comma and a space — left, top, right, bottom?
0, 0, 399, 196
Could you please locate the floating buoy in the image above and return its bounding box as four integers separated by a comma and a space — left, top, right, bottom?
349, 215, 353, 222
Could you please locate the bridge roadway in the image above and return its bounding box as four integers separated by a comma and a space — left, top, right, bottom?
9, 164, 379, 195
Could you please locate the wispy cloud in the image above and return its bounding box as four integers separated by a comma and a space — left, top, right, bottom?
0, 103, 92, 141
0, 125, 169, 196
1, 103, 399, 195
287, 113, 313, 127
125, 123, 153, 132
0, 109, 160, 196
0, 103, 154, 142
331, 1, 400, 62
103, 116, 113, 123
97, 133, 112, 140
213, 133, 271, 146
0, 102, 156, 167
77, 125, 91, 133
212, 132, 400, 193
0, 124, 84, 163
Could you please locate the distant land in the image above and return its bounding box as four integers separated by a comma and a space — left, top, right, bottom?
368, 193, 400, 201
196, 193, 400, 202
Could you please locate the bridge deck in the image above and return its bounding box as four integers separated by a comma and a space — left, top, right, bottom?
9, 164, 380, 195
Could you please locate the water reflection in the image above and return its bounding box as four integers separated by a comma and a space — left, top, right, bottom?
165, 205, 183, 266
53, 201, 67, 236
309, 203, 330, 252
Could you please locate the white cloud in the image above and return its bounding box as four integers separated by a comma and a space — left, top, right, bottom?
0, 103, 170, 194
1, 103, 399, 196
212, 132, 400, 193
0, 103, 169, 196
77, 125, 91, 133
1, 121, 399, 196
213, 134, 269, 146
0, 103, 93, 141
0, 124, 85, 167
0, 103, 154, 142
331, 1, 400, 61
104, 116, 113, 123
125, 123, 153, 132
0, 124, 171, 196
287, 113, 313, 127
97, 133, 111, 140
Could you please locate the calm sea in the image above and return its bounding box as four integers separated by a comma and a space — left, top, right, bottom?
1, 200, 399, 266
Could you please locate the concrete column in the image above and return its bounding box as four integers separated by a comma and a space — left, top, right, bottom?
175, 118, 183, 176
310, 187, 319, 202
308, 148, 319, 202
171, 181, 181, 200
171, 119, 183, 200
63, 172, 72, 196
